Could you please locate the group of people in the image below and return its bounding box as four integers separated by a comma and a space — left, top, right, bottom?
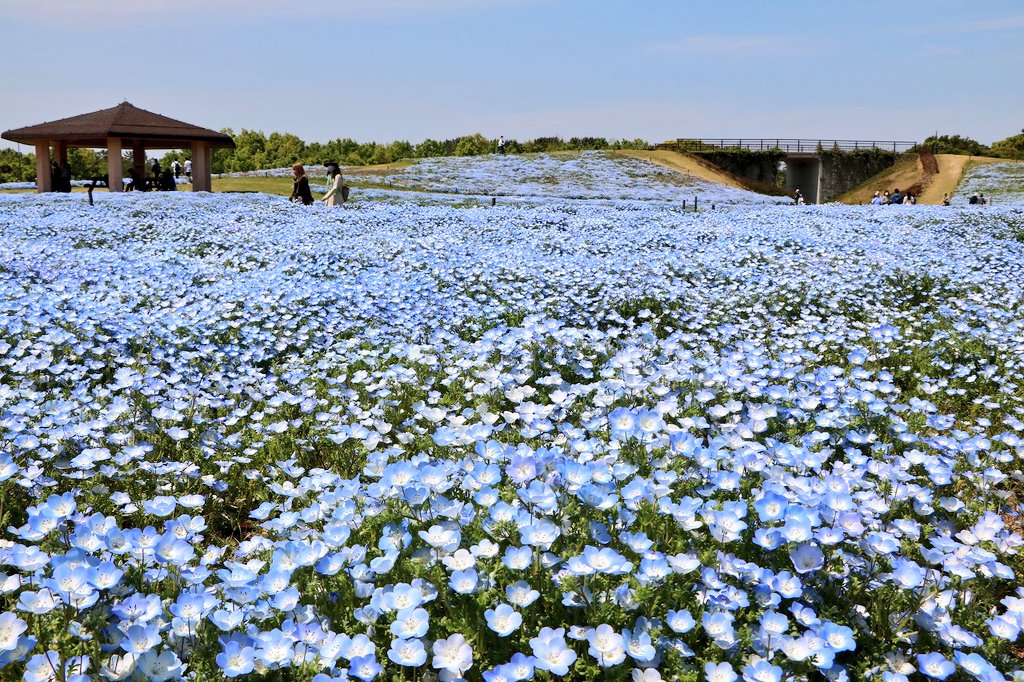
869, 189, 991, 206
50, 161, 73, 193
870, 188, 918, 205
168, 158, 193, 183
290, 161, 349, 206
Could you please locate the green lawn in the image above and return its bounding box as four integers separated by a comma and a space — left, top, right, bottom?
2, 167, 412, 197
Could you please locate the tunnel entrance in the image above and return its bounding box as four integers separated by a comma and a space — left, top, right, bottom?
783, 154, 822, 204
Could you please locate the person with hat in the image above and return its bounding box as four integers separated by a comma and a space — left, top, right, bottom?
321, 161, 347, 206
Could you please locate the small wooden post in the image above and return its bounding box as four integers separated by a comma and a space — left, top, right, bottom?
694, 196, 698, 212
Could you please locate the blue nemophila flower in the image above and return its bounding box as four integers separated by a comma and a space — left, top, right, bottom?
120, 623, 162, 655
754, 491, 789, 522
217, 640, 256, 678
387, 638, 427, 667
450, 569, 479, 594
24, 651, 61, 682
623, 627, 656, 663
485, 603, 522, 637
666, 609, 696, 634
418, 524, 460, 552
349, 654, 382, 681
390, 607, 429, 639
208, 608, 244, 631
587, 624, 627, 668
0, 612, 28, 651
340, 633, 376, 661
703, 611, 737, 648
790, 544, 825, 574
566, 546, 633, 575
136, 649, 186, 681
502, 546, 533, 570
99, 653, 137, 680
530, 627, 577, 675
255, 629, 295, 667
917, 652, 956, 679
505, 580, 540, 607
381, 583, 425, 611
112, 593, 163, 623
987, 614, 1021, 641
705, 661, 738, 682
520, 519, 561, 550
952, 650, 996, 679
432, 633, 473, 676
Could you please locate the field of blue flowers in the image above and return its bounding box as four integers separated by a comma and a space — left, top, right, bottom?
1, 155, 1024, 682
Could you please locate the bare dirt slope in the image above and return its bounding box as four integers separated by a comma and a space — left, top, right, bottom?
836, 154, 1013, 205
615, 150, 747, 190
918, 155, 1009, 204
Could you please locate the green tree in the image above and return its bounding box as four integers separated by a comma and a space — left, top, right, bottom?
414, 139, 444, 158
0, 148, 35, 183
66, 148, 106, 180
522, 137, 566, 153
225, 129, 269, 172
385, 140, 414, 163
453, 133, 491, 156
916, 134, 990, 156
266, 132, 306, 168
990, 130, 1024, 160
159, 150, 191, 173
211, 128, 234, 174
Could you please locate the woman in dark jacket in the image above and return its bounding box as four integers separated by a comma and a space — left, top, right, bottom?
290, 163, 314, 205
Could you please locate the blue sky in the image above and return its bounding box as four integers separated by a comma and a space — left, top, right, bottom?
2, 0, 1022, 149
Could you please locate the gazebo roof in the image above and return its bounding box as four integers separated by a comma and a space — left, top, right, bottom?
1, 102, 235, 149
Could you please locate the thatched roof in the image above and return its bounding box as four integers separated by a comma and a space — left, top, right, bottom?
2, 102, 235, 148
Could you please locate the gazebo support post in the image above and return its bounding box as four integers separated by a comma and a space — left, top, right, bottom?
34, 142, 52, 193
107, 137, 123, 192
191, 141, 212, 192
131, 140, 146, 182
54, 141, 68, 167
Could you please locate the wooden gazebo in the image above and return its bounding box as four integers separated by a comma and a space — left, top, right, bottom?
1, 102, 235, 192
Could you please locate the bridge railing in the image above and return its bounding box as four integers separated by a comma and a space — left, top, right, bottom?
662, 139, 917, 153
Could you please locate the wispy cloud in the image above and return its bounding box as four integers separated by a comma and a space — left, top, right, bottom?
650, 34, 810, 57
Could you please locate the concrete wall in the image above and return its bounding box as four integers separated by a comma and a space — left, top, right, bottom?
785, 156, 821, 203
818, 149, 900, 201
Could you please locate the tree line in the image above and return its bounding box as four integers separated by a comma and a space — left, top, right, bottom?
202, 131, 651, 175
911, 132, 1024, 158
3, 130, 1023, 185
0, 133, 647, 184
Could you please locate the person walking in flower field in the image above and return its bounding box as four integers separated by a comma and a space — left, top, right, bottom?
322, 161, 348, 206
289, 163, 314, 205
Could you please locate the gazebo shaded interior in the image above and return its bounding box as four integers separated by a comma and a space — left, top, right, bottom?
1, 102, 234, 192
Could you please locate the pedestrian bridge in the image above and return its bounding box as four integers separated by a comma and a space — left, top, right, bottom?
657, 139, 917, 203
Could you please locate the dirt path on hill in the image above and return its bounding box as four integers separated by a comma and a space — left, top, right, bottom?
837, 154, 1015, 205
615, 150, 747, 190
918, 155, 1008, 204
